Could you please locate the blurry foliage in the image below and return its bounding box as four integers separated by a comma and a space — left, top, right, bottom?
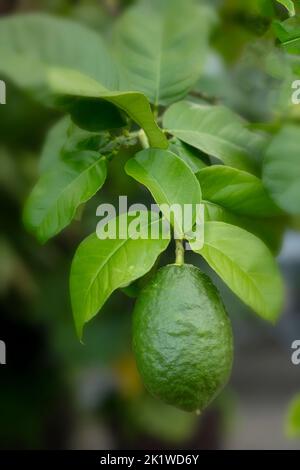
125, 395, 198, 444
0, 0, 299, 449
286, 394, 300, 438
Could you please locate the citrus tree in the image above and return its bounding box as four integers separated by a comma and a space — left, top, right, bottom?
0, 0, 299, 412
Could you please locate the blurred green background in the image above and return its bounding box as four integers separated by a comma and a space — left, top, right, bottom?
0, 0, 300, 450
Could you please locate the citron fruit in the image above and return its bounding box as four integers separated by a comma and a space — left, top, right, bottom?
133, 264, 233, 412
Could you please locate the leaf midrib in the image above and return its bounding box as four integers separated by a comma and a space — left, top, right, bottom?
83, 217, 166, 321
282, 36, 300, 47
132, 162, 185, 234
154, 12, 165, 106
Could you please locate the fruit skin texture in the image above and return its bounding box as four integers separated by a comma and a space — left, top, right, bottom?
133, 264, 233, 412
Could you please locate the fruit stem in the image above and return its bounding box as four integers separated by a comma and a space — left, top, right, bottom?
175, 239, 185, 266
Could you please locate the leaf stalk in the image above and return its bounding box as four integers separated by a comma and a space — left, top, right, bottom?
175, 239, 185, 266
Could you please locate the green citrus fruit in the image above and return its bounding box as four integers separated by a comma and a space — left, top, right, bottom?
133, 264, 233, 412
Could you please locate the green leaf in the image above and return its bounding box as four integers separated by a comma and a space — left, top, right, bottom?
263, 126, 300, 215
129, 395, 197, 443
192, 221, 284, 322
163, 101, 266, 174
61, 125, 110, 156
273, 18, 300, 53
169, 138, 207, 173
197, 165, 282, 218
286, 394, 300, 438
70, 211, 170, 339
113, 0, 214, 106
276, 0, 295, 17
24, 152, 107, 243
68, 98, 127, 132
0, 14, 167, 148
0, 13, 119, 90
125, 149, 202, 236
39, 116, 71, 173
39, 117, 110, 173
121, 262, 159, 299
204, 202, 284, 255
48, 67, 168, 149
